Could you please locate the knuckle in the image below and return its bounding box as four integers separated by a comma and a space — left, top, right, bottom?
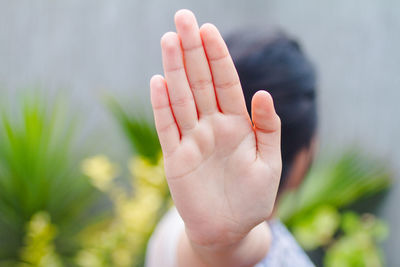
190, 78, 213, 91
171, 95, 194, 108
166, 66, 184, 73
157, 121, 176, 133
215, 79, 240, 91
210, 52, 229, 62
184, 43, 203, 53
153, 102, 170, 111
179, 120, 197, 131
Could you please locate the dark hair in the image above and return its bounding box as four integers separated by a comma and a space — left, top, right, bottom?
225, 28, 317, 190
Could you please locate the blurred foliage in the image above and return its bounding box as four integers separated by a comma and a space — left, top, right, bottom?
277, 150, 393, 266
290, 205, 341, 251
0, 96, 101, 265
106, 97, 161, 164
324, 212, 388, 267
73, 100, 170, 267
19, 212, 62, 267
278, 151, 392, 224
77, 155, 170, 267
0, 95, 394, 267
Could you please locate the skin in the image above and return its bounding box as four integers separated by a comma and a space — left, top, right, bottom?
175, 140, 317, 267
282, 137, 318, 191
150, 9, 282, 267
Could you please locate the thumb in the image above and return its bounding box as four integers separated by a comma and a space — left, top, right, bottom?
251, 90, 281, 164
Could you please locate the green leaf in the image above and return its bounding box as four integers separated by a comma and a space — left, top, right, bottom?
106, 96, 161, 164
0, 94, 103, 262
277, 149, 393, 226
291, 205, 340, 250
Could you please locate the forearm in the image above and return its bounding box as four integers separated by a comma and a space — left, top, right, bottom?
177, 221, 271, 267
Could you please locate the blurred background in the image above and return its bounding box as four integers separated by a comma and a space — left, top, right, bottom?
0, 0, 399, 266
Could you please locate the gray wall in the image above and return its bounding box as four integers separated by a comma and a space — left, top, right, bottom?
1, 0, 399, 265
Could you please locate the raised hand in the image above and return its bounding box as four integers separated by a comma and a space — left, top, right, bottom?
150, 10, 282, 248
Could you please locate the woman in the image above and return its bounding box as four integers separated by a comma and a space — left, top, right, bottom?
146, 9, 317, 267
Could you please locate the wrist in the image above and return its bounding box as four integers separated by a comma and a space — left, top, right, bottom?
178, 221, 271, 267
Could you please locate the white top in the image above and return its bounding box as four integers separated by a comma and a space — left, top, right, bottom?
145, 207, 315, 267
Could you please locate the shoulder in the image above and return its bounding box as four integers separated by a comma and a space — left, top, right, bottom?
255, 219, 315, 267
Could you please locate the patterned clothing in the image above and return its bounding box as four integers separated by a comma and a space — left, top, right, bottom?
255, 219, 315, 267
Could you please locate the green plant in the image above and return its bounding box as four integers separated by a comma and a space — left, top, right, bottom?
324, 212, 388, 267
0, 96, 100, 265
72, 99, 169, 267
77, 154, 169, 267
106, 97, 161, 164
277, 149, 392, 266
106, 99, 169, 267
278, 150, 392, 226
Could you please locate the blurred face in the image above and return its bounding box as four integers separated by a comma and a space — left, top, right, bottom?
283, 136, 318, 190
269, 136, 318, 219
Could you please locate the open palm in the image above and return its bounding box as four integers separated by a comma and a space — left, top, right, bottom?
150, 10, 282, 247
